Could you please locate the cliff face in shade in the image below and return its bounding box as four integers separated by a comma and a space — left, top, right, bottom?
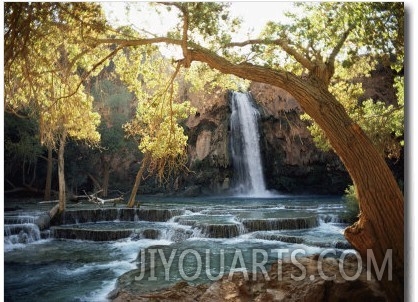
180, 86, 233, 195
181, 83, 350, 196
249, 82, 350, 194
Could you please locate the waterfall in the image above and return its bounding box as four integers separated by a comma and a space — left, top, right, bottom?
230, 92, 270, 196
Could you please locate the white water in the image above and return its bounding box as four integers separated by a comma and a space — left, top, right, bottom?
4, 197, 350, 301
230, 92, 271, 197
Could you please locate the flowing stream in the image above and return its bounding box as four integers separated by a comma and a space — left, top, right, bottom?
4, 196, 352, 301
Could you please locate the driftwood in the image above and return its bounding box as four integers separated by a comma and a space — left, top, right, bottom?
39, 200, 59, 204
49, 203, 60, 218
82, 190, 124, 206
39, 191, 124, 207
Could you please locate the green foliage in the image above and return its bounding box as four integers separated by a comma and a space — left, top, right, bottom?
272, 3, 405, 159
4, 113, 44, 179
342, 185, 360, 223
352, 99, 404, 158
164, 3, 241, 51
90, 76, 136, 152
184, 63, 248, 94
114, 47, 196, 182
300, 113, 331, 152
4, 3, 108, 145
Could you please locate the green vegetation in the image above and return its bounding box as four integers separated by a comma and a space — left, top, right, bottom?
5, 2, 403, 204
342, 185, 360, 224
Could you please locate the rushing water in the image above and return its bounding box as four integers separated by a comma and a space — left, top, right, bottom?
4, 196, 351, 301
230, 92, 271, 197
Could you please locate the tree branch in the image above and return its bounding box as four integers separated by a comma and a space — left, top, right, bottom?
186, 47, 301, 91
91, 36, 183, 47
327, 24, 355, 67
49, 45, 123, 105
161, 2, 191, 67
228, 38, 314, 71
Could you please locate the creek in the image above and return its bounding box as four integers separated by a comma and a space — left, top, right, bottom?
4, 195, 352, 301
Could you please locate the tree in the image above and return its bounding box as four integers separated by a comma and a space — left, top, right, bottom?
4, 112, 44, 193
90, 74, 138, 197
114, 48, 196, 207
95, 3, 403, 299
4, 3, 105, 211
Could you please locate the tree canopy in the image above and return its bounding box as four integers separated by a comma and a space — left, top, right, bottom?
4, 3, 404, 299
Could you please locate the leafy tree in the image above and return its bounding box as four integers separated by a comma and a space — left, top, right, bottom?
90, 75, 139, 197
4, 112, 43, 192
114, 48, 196, 207
4, 3, 106, 211
95, 3, 403, 299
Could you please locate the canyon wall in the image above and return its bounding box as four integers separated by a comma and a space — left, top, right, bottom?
181, 83, 350, 196
250, 82, 349, 194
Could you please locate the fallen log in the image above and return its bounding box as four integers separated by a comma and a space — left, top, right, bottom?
49, 204, 60, 219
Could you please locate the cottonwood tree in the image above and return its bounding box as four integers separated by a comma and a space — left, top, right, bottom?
114, 47, 196, 207
95, 2, 404, 300
4, 3, 106, 211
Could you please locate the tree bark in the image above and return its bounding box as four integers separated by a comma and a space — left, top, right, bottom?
101, 156, 111, 198
185, 49, 403, 301
44, 146, 53, 201
58, 132, 67, 213
127, 154, 150, 208
88, 173, 102, 192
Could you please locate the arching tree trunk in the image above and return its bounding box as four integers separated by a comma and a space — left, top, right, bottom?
44, 146, 53, 200
186, 49, 403, 301
58, 133, 67, 213
292, 84, 403, 302
127, 154, 150, 208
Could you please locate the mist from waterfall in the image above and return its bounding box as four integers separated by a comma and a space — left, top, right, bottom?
230, 92, 272, 197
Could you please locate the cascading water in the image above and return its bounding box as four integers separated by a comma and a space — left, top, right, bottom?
4, 197, 351, 301
230, 92, 270, 196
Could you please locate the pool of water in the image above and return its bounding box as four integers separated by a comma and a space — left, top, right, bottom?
4, 195, 352, 301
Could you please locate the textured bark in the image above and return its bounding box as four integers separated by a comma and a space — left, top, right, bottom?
58, 133, 67, 213
186, 49, 403, 301
102, 158, 111, 198
127, 154, 150, 208
44, 146, 53, 201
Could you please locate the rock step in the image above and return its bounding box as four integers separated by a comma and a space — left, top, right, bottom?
253, 233, 304, 244
242, 216, 318, 232
4, 223, 41, 243
198, 223, 246, 238
59, 208, 184, 225
52, 226, 133, 241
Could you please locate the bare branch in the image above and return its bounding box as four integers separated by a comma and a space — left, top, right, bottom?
327, 24, 355, 67
180, 5, 190, 67
91, 36, 183, 47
